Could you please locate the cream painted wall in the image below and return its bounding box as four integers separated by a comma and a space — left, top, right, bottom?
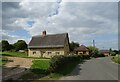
28, 48, 65, 58
78, 51, 89, 55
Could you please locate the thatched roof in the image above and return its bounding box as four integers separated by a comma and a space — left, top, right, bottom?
28, 33, 68, 48
75, 45, 90, 51
100, 50, 110, 53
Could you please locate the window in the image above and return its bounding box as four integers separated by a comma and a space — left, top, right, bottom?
56, 52, 60, 55
48, 52, 52, 55
33, 51, 36, 54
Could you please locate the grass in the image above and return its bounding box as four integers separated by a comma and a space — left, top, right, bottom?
0, 51, 27, 57
40, 59, 84, 80
31, 59, 50, 74
20, 58, 84, 80
111, 55, 120, 64
0, 51, 50, 59
0, 56, 8, 66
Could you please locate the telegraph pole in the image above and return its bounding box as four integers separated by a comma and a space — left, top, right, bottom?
93, 40, 95, 47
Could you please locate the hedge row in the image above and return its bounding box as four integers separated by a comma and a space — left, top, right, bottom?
48, 55, 90, 73
111, 56, 120, 64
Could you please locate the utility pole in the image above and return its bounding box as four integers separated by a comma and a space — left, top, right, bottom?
93, 40, 95, 47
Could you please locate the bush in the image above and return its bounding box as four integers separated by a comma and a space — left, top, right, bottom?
111, 56, 120, 64
48, 55, 90, 73
111, 52, 116, 56
99, 54, 105, 57
80, 55, 91, 59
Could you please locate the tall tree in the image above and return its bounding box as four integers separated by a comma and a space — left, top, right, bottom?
14, 40, 27, 51
88, 46, 99, 57
70, 41, 79, 52
1, 40, 10, 51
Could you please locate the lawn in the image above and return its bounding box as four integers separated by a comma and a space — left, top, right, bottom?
0, 51, 27, 57
31, 59, 50, 74
0, 51, 50, 59
19, 59, 50, 80
111, 55, 120, 64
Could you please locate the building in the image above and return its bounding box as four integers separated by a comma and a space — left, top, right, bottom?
100, 50, 110, 56
75, 45, 90, 55
28, 31, 70, 58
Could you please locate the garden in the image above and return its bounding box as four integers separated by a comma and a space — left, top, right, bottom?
19, 55, 90, 80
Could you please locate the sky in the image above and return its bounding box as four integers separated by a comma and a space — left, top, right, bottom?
1, 0, 119, 50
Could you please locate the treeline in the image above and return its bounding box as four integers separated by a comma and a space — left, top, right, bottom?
0, 40, 27, 51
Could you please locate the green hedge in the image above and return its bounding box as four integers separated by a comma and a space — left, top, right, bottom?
48, 55, 90, 73
111, 56, 120, 64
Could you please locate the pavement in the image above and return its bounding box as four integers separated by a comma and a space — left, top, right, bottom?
60, 56, 118, 80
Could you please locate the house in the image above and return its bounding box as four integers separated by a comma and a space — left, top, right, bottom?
28, 31, 70, 58
100, 50, 110, 56
74, 45, 90, 55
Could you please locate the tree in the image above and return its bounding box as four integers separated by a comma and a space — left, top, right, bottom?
88, 46, 99, 57
109, 48, 117, 56
9, 44, 15, 51
113, 50, 118, 54
14, 40, 27, 51
1, 40, 10, 51
109, 48, 112, 55
70, 41, 79, 52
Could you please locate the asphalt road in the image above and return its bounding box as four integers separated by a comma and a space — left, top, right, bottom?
60, 56, 118, 80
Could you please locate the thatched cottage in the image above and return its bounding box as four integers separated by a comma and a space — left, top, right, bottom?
28, 31, 70, 58
75, 45, 90, 55
100, 50, 110, 56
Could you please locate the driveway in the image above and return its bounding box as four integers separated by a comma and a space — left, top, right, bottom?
3, 57, 33, 80
60, 57, 118, 80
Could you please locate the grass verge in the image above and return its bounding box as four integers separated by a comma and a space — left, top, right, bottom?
31, 59, 50, 74
0, 51, 27, 57
0, 56, 8, 66
0, 51, 50, 59
111, 55, 120, 64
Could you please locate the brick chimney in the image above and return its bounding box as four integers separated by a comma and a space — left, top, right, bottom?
42, 30, 46, 36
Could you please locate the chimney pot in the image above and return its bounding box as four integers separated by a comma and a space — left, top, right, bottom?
42, 30, 46, 36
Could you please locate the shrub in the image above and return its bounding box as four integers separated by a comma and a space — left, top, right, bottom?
48, 55, 89, 73
111, 52, 116, 56
111, 56, 120, 64
80, 55, 90, 59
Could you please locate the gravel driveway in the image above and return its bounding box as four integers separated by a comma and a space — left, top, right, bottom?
3, 57, 33, 80
4, 57, 33, 68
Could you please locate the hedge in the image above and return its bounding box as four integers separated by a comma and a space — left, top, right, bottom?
48, 55, 90, 73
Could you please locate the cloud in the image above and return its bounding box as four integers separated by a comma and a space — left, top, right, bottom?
2, 1, 118, 49
1, 31, 30, 44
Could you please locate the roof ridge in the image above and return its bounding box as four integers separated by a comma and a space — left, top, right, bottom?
33, 32, 68, 37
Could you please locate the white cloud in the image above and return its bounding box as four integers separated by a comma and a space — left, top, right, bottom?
2, 1, 118, 49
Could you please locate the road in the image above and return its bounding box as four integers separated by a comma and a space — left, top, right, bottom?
60, 57, 118, 80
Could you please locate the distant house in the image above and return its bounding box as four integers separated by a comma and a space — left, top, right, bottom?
100, 50, 110, 56
75, 45, 90, 55
28, 31, 70, 58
